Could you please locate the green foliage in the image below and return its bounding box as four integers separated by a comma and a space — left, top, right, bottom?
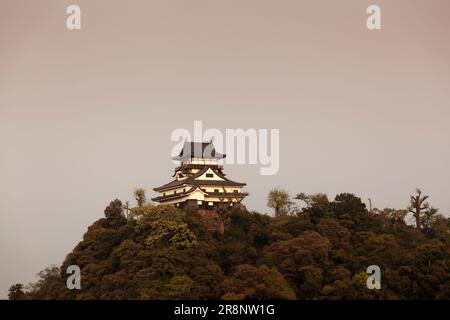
8, 283, 25, 300
22, 266, 68, 299
221, 264, 296, 300
295, 193, 329, 208
165, 275, 194, 298
12, 191, 450, 300
136, 205, 197, 249
104, 199, 125, 221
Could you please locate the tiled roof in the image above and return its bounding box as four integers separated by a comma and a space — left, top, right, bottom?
172, 141, 226, 161
153, 166, 246, 192
151, 186, 248, 202
151, 186, 199, 202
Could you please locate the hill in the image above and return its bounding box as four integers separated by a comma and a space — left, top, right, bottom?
8, 193, 450, 300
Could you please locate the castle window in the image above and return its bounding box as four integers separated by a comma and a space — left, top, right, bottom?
214, 189, 219, 193
206, 173, 214, 178
183, 188, 186, 192
174, 190, 177, 194
233, 190, 239, 193
208, 202, 213, 206
163, 193, 166, 196
197, 200, 202, 205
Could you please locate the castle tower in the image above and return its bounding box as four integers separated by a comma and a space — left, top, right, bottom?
152, 141, 248, 209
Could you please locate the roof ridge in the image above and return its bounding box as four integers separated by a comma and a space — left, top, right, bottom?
153, 166, 210, 191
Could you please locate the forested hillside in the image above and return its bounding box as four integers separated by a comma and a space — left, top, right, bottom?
8, 191, 450, 300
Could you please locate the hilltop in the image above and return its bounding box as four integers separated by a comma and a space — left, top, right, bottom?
8, 192, 450, 300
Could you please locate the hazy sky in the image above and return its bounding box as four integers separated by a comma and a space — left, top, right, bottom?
1, 0, 449, 298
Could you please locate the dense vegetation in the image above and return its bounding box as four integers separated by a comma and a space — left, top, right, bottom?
9, 190, 450, 300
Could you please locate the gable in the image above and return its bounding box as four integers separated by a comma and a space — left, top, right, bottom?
195, 168, 225, 181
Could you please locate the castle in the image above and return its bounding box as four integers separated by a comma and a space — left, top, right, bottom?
152, 141, 248, 209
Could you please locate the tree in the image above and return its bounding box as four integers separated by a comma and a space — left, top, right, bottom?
267, 188, 290, 217
408, 188, 430, 230
295, 193, 329, 208
331, 193, 369, 230
104, 199, 124, 220
8, 283, 25, 300
134, 188, 147, 208
136, 205, 197, 249
379, 208, 408, 225
165, 275, 194, 299
265, 231, 332, 297
221, 264, 296, 300
25, 266, 67, 299
316, 218, 351, 250
420, 207, 440, 231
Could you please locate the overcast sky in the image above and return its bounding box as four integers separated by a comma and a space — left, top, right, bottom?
1, 0, 450, 298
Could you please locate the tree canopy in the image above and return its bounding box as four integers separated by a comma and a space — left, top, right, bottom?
10, 190, 450, 300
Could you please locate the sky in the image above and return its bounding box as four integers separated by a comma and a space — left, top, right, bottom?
1, 0, 450, 298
